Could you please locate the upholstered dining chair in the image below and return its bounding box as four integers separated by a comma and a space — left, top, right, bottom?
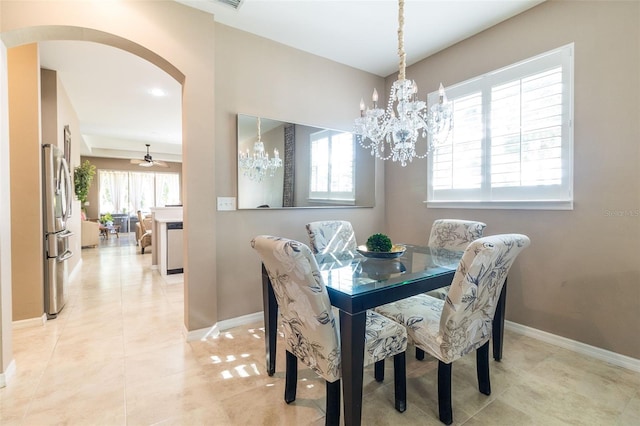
426, 219, 487, 300
251, 235, 408, 425
305, 220, 357, 254
376, 234, 530, 425
136, 210, 153, 254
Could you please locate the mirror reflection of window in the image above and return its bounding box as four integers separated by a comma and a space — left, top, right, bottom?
309, 130, 355, 202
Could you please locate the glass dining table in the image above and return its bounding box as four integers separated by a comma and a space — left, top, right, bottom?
261, 244, 508, 426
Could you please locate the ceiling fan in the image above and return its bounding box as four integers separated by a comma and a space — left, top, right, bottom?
130, 144, 168, 168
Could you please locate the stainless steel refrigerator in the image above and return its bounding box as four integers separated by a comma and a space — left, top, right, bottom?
42, 144, 74, 319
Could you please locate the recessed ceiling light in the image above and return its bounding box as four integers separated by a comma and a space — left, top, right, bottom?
149, 88, 167, 97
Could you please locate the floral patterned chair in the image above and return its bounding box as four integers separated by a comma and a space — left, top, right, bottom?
305, 220, 357, 254
251, 235, 408, 424
426, 219, 487, 300
375, 234, 530, 425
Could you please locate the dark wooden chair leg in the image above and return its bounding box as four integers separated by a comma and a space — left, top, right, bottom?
374, 360, 385, 382
394, 352, 407, 413
325, 379, 341, 426
438, 361, 453, 425
416, 347, 425, 360
284, 350, 297, 404
477, 341, 491, 395
493, 279, 507, 361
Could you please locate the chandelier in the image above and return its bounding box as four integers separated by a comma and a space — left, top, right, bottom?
354, 0, 453, 167
238, 117, 283, 182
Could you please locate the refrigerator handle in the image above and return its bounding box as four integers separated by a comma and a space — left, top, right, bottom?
58, 249, 74, 262
60, 157, 73, 222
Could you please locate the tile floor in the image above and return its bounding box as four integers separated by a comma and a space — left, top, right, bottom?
2, 235, 639, 425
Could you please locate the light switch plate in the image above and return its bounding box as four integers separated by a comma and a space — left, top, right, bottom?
217, 197, 236, 211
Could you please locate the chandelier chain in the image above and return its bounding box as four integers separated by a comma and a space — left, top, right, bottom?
398, 0, 406, 81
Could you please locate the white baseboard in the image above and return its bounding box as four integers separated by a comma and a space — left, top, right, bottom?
12, 314, 47, 330
184, 323, 220, 341
0, 359, 16, 388
505, 320, 640, 373
217, 311, 263, 331
183, 311, 263, 342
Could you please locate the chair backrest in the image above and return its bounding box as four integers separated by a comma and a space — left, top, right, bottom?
305, 220, 357, 254
428, 219, 487, 251
137, 210, 146, 232
440, 234, 530, 361
251, 235, 341, 382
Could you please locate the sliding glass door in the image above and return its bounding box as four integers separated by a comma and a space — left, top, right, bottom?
98, 170, 180, 231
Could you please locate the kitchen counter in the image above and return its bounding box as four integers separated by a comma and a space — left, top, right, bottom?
150, 207, 183, 273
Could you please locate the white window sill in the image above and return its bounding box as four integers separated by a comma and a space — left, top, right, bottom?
425, 200, 573, 211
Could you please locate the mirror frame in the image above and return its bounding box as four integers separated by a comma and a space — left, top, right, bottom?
236, 114, 376, 209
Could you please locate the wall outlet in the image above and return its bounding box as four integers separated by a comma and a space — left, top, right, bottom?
217, 197, 236, 211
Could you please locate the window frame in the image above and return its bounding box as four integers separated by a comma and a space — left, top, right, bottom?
98, 169, 181, 214
308, 129, 356, 203
426, 43, 574, 210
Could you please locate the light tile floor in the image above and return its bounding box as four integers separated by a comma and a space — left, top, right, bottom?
2, 235, 639, 425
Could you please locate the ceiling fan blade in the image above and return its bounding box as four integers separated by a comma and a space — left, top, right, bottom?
132, 144, 168, 167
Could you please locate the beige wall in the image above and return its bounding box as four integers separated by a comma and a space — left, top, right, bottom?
0, 41, 14, 378
7, 44, 44, 321
214, 24, 386, 320
79, 156, 183, 220
386, 0, 640, 358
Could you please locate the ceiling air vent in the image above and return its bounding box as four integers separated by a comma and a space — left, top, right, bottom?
215, 0, 243, 10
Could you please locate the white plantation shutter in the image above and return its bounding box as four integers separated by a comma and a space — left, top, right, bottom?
427, 44, 573, 210
310, 130, 355, 201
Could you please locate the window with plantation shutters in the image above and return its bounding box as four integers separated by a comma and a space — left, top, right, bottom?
309, 130, 355, 202
427, 44, 574, 210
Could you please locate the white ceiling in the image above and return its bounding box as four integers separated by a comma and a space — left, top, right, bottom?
38, 0, 544, 162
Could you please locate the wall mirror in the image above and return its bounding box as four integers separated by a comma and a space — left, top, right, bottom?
237, 114, 375, 209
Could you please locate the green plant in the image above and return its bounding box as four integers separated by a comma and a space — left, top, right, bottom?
100, 213, 113, 224
74, 160, 96, 207
366, 233, 393, 252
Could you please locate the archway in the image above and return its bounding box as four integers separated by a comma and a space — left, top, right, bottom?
0, 20, 214, 382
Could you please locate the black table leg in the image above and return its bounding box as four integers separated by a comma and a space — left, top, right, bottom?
340, 309, 366, 426
262, 263, 277, 376
492, 279, 507, 361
